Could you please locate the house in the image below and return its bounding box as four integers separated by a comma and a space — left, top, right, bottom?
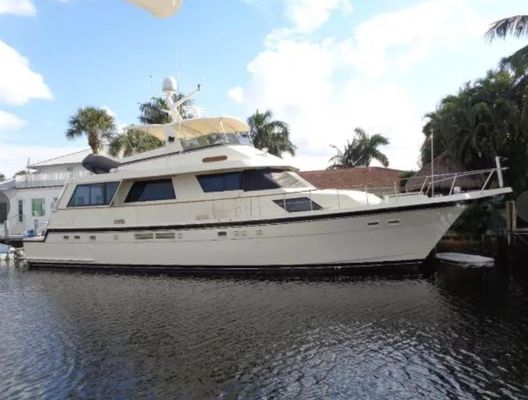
0, 149, 94, 237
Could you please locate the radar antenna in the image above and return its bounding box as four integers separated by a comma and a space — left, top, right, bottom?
162, 77, 201, 122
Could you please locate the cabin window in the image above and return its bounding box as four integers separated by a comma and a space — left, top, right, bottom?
197, 169, 307, 193
125, 179, 176, 203
31, 199, 46, 216
197, 172, 242, 193
68, 182, 119, 207
241, 169, 307, 191
273, 197, 322, 212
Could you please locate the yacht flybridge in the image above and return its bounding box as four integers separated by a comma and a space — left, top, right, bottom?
24, 79, 512, 271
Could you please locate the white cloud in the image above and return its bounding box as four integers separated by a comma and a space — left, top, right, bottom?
265, 0, 352, 45
285, 0, 352, 33
0, 110, 26, 134
0, 40, 53, 106
343, 0, 484, 77
228, 86, 245, 103
0, 0, 36, 16
230, 0, 494, 171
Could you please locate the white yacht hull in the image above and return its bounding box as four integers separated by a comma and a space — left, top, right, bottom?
24, 201, 467, 270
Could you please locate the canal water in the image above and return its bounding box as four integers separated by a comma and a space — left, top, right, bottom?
1, 260, 527, 399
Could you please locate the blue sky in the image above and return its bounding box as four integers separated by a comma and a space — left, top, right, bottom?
0, 0, 526, 175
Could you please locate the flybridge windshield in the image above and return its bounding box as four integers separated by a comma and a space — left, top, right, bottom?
181, 132, 252, 151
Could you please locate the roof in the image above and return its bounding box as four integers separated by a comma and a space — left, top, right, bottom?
29, 148, 92, 168
300, 167, 404, 190
404, 154, 485, 192
137, 117, 250, 141
29, 147, 116, 169
0, 178, 15, 192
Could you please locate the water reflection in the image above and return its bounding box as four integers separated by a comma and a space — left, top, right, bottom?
0, 260, 527, 399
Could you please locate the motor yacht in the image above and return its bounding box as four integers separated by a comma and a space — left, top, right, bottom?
24, 79, 512, 271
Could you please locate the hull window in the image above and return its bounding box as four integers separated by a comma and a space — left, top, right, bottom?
273, 197, 322, 212
68, 182, 119, 207
135, 233, 154, 240
125, 179, 176, 203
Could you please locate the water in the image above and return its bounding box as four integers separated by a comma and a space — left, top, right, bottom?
1, 260, 528, 399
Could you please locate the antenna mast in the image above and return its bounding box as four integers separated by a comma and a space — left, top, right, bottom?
162, 77, 200, 122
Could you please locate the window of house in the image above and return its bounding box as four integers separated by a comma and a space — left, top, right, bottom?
273, 197, 322, 213
32, 199, 45, 217
125, 179, 175, 203
68, 182, 119, 207
18, 200, 23, 223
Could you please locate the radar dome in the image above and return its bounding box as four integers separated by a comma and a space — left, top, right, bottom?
162, 77, 178, 93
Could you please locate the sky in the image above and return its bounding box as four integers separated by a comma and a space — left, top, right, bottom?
0, 0, 526, 176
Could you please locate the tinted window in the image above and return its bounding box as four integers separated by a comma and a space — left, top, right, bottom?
241, 169, 281, 191
198, 172, 242, 193
125, 179, 175, 203
68, 182, 119, 207
273, 197, 322, 212
197, 169, 307, 193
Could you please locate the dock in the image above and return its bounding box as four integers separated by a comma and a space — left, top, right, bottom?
0, 236, 24, 248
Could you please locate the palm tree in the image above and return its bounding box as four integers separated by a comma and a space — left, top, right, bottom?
486, 15, 528, 77
138, 94, 193, 124
66, 107, 116, 154
328, 138, 364, 169
329, 128, 389, 169
247, 109, 296, 157
108, 128, 164, 157
420, 69, 528, 194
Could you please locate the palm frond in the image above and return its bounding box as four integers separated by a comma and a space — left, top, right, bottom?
486, 15, 528, 41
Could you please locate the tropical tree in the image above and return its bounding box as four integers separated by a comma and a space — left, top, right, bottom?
421, 69, 528, 194
66, 107, 116, 154
486, 15, 528, 78
328, 138, 365, 169
138, 94, 193, 124
328, 127, 390, 169
108, 128, 164, 157
247, 109, 296, 157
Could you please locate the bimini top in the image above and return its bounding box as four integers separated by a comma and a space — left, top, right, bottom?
126, 0, 182, 18
136, 117, 250, 141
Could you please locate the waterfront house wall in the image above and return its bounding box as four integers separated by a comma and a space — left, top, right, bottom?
0, 149, 95, 237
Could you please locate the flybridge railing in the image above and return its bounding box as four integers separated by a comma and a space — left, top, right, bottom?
409, 167, 507, 197
401, 156, 507, 198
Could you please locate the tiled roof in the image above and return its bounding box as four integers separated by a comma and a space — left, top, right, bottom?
300, 167, 404, 190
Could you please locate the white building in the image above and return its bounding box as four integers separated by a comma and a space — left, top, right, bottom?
0, 149, 93, 237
